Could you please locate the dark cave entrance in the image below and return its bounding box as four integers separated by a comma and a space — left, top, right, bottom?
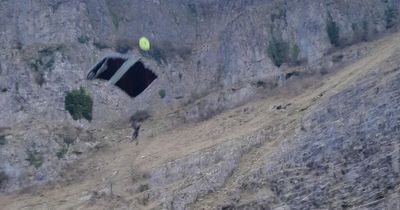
114, 60, 157, 97
87, 57, 157, 97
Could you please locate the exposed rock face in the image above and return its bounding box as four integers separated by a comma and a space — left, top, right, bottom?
0, 0, 399, 126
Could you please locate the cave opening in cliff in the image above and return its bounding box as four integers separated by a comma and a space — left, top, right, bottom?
87, 57, 157, 98
114, 61, 157, 97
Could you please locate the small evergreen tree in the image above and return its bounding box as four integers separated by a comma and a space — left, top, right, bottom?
65, 87, 93, 121
326, 15, 340, 47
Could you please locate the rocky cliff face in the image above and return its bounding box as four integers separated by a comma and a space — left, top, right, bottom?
0, 0, 400, 209
1, 0, 399, 125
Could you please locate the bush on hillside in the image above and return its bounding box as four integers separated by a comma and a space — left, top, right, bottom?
326, 15, 340, 47
65, 87, 93, 121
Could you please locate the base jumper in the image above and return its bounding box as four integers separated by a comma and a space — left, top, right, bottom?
131, 120, 141, 145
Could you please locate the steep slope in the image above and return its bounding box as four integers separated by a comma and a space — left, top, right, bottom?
1, 31, 399, 210
1, 0, 399, 193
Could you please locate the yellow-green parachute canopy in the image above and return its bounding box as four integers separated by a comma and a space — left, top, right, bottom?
139, 37, 150, 51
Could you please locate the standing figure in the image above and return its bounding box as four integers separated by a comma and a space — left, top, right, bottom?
129, 110, 150, 145
131, 120, 141, 145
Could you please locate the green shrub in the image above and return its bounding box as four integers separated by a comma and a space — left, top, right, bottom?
268, 39, 289, 67
65, 87, 93, 121
158, 89, 166, 99
0, 135, 6, 145
78, 35, 90, 44
385, 4, 399, 29
326, 15, 340, 47
26, 150, 43, 169
56, 144, 68, 159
